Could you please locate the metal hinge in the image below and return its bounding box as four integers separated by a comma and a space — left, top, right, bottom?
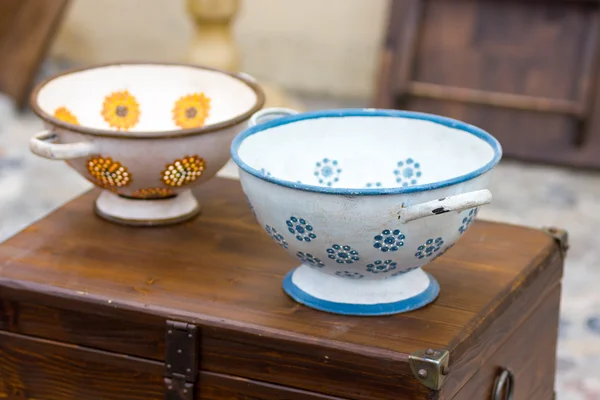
409, 348, 450, 390
542, 226, 569, 258
164, 320, 198, 400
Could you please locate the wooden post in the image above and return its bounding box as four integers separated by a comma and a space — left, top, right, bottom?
185, 0, 303, 110
186, 0, 240, 73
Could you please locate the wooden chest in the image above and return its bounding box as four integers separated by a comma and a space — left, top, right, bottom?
0, 178, 567, 399
374, 0, 600, 169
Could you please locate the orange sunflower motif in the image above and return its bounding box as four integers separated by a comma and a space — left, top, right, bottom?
101, 90, 140, 131
172, 93, 211, 129
131, 187, 175, 199
161, 155, 206, 187
87, 156, 132, 188
53, 106, 79, 125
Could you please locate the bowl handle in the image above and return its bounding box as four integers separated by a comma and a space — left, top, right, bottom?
29, 130, 97, 160
398, 189, 492, 224
249, 107, 299, 127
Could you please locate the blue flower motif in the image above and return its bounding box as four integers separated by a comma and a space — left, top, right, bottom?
365, 182, 382, 188
366, 260, 397, 274
327, 244, 360, 264
433, 244, 454, 260
265, 224, 288, 249
415, 237, 444, 259
390, 266, 419, 277
335, 270, 364, 279
394, 158, 422, 187
260, 168, 271, 177
297, 251, 325, 268
245, 195, 257, 219
373, 229, 405, 252
285, 216, 317, 242
314, 158, 342, 187
458, 208, 478, 234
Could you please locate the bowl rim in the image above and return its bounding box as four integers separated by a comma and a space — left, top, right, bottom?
230, 108, 503, 196
29, 62, 266, 140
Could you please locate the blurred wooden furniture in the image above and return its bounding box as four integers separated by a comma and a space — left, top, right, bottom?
186, 0, 303, 111
0, 0, 69, 109
375, 0, 600, 169
0, 178, 566, 399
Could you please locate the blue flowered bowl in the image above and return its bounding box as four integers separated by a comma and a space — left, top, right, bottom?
231, 107, 502, 316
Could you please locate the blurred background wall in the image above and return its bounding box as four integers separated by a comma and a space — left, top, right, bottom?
49, 0, 389, 100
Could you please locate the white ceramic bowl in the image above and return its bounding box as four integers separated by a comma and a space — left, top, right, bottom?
29, 63, 264, 225
231, 107, 502, 316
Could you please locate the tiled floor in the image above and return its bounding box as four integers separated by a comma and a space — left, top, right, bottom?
1, 71, 599, 398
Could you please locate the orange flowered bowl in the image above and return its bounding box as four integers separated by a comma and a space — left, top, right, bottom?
28, 62, 265, 226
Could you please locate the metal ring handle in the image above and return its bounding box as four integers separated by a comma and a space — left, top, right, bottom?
492, 369, 514, 400
248, 107, 298, 127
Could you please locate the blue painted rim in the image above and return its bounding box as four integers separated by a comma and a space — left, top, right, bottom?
282, 268, 440, 316
230, 108, 503, 196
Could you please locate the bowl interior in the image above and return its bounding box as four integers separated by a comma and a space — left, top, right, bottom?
34, 64, 260, 134
236, 114, 498, 190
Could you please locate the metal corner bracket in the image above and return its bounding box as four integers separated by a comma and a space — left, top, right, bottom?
542, 226, 569, 258
409, 348, 450, 391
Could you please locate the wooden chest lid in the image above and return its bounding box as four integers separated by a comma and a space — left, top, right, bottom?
0, 178, 565, 399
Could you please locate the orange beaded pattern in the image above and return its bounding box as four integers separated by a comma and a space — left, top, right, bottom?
131, 187, 175, 199
161, 155, 206, 187
87, 157, 131, 188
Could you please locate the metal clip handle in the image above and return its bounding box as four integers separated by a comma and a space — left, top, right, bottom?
492, 368, 514, 400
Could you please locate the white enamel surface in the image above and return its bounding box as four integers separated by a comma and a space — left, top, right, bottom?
291, 265, 430, 305
238, 116, 495, 188
36, 64, 258, 133
96, 190, 199, 221
51, 122, 243, 198
241, 169, 491, 282
28, 64, 261, 223
235, 112, 499, 308
29, 64, 263, 223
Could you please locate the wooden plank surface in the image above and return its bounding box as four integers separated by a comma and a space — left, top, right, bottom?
0, 178, 561, 399
0, 331, 344, 400
448, 285, 561, 399
0, 177, 558, 354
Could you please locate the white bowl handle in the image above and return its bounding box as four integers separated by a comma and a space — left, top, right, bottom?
398, 189, 492, 224
29, 130, 97, 160
249, 107, 299, 127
